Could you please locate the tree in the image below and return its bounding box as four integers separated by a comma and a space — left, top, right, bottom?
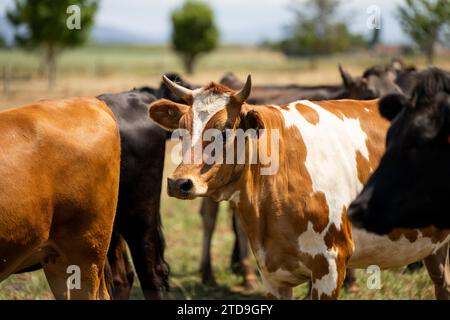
7, 0, 98, 89
0, 33, 5, 48
397, 0, 450, 64
281, 0, 365, 67
171, 0, 219, 74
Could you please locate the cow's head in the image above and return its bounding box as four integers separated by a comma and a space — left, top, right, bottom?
157, 73, 196, 103
149, 75, 262, 201
339, 64, 403, 100
219, 72, 244, 90
348, 68, 450, 233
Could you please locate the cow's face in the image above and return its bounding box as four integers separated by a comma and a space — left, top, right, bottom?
339, 65, 402, 100
348, 91, 450, 233
149, 75, 259, 201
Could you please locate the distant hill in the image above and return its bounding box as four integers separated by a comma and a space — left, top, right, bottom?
91, 25, 164, 45
0, 15, 165, 46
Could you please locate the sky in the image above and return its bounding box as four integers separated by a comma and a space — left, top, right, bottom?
0, 0, 409, 45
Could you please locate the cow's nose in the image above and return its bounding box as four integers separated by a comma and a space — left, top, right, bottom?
347, 201, 368, 229
167, 178, 194, 197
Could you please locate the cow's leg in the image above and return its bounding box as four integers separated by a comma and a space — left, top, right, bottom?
311, 253, 347, 300
199, 198, 219, 285
232, 208, 258, 290
305, 267, 358, 297
121, 210, 169, 300
106, 231, 135, 300
305, 281, 312, 299
260, 272, 292, 299
98, 270, 111, 300
424, 242, 450, 300
43, 248, 110, 300
42, 202, 114, 301
230, 208, 241, 274
343, 268, 359, 293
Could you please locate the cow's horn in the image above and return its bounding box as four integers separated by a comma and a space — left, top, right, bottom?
234, 75, 252, 104
162, 75, 193, 101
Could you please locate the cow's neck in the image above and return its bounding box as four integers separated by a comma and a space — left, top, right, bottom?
232, 106, 309, 253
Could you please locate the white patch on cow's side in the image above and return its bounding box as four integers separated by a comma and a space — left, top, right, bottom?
277, 100, 369, 231
272, 100, 371, 293
254, 248, 307, 298
297, 222, 328, 256
296, 222, 340, 298
349, 228, 450, 269
313, 248, 339, 298
191, 88, 230, 146
364, 108, 370, 112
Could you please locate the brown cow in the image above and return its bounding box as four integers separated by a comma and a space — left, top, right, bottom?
197, 73, 355, 292
149, 76, 450, 299
0, 97, 121, 300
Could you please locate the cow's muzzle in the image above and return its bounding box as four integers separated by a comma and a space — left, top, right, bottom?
347, 201, 368, 229
167, 177, 194, 199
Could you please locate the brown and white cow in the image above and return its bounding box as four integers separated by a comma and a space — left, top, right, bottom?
0, 97, 121, 300
149, 76, 450, 299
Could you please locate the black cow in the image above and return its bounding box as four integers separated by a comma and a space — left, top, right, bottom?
339, 60, 418, 100
348, 67, 450, 233
97, 88, 169, 300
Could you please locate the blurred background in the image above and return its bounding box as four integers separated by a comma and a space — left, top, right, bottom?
0, 0, 449, 299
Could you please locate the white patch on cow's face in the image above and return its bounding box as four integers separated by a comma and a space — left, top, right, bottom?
191, 88, 230, 146
277, 100, 369, 231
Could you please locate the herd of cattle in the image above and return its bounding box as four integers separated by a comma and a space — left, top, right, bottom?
0, 59, 449, 300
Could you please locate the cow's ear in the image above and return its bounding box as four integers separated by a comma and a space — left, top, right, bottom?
149, 99, 189, 131
240, 110, 265, 131
379, 93, 409, 121
339, 64, 353, 88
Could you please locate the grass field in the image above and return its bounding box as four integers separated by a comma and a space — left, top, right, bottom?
0, 46, 449, 300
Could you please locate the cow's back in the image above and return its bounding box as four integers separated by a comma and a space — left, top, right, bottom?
273, 99, 388, 230
277, 99, 450, 268
290, 100, 450, 268
97, 89, 166, 190
0, 97, 121, 271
